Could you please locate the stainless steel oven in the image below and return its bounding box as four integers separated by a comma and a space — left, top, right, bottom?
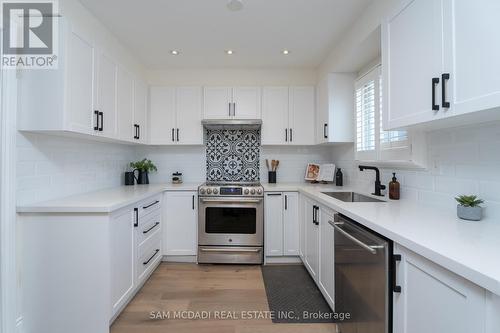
197, 183, 264, 264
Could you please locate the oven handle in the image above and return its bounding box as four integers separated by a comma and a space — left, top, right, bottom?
200, 198, 262, 204
199, 247, 261, 253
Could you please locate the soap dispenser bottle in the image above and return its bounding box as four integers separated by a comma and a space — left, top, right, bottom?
389, 172, 400, 200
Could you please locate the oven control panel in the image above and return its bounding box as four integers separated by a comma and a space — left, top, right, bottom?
199, 184, 263, 197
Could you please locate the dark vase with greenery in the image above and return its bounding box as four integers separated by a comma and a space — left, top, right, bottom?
130, 159, 157, 185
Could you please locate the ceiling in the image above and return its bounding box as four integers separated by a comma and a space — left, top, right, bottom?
78, 0, 373, 69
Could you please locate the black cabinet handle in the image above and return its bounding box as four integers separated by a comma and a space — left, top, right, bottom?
228, 103, 231, 116
285, 195, 288, 210
143, 249, 160, 265
312, 205, 317, 224
143, 222, 160, 234
171, 128, 175, 142
176, 128, 179, 142
324, 123, 328, 139
133, 124, 138, 139
285, 128, 288, 142
441, 73, 450, 108
392, 254, 402, 293
192, 195, 195, 210
133, 207, 139, 227
315, 206, 320, 225
143, 200, 159, 209
289, 128, 293, 142
266, 193, 281, 196
137, 125, 140, 140
232, 102, 236, 117
94, 110, 99, 131
432, 77, 440, 111
99, 112, 103, 131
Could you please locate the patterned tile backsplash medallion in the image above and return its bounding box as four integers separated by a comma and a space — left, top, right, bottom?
206, 129, 260, 182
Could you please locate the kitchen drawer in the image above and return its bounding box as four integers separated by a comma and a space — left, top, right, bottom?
137, 194, 162, 218
137, 230, 162, 282
137, 210, 161, 246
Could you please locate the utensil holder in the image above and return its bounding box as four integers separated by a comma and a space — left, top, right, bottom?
268, 171, 277, 184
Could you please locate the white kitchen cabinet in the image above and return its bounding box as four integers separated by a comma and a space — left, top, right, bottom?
117, 67, 135, 142
149, 86, 203, 145
133, 79, 148, 143
110, 208, 135, 316
164, 191, 198, 256
95, 52, 118, 138
382, 0, 500, 130
264, 192, 300, 257
203, 86, 260, 119
299, 195, 308, 260
393, 244, 486, 333
261, 86, 315, 145
318, 208, 335, 309
304, 199, 319, 281
316, 73, 355, 144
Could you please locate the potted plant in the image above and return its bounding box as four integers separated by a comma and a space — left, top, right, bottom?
130, 158, 157, 185
455, 195, 484, 221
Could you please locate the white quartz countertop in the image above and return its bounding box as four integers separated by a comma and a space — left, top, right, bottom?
16, 183, 200, 213
18, 181, 500, 295
264, 182, 500, 296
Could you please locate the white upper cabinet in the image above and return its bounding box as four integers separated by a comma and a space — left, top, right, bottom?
232, 87, 261, 119
149, 86, 203, 145
383, 0, 500, 130
134, 79, 148, 143
203, 86, 261, 119
289, 86, 315, 145
67, 29, 95, 134
95, 51, 117, 138
261, 87, 289, 145
316, 73, 355, 144
117, 67, 135, 142
445, 0, 500, 117
261, 86, 315, 145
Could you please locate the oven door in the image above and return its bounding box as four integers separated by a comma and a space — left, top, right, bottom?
198, 196, 263, 247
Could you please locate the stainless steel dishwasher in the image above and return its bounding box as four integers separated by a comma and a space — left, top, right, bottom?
330, 214, 392, 333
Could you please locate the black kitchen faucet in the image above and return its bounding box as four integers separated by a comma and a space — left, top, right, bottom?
359, 165, 386, 197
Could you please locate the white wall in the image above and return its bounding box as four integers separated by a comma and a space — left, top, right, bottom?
332, 121, 500, 219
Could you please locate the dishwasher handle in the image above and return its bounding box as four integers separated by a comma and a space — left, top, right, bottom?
329, 220, 384, 255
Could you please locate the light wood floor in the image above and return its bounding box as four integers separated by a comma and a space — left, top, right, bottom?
111, 263, 337, 333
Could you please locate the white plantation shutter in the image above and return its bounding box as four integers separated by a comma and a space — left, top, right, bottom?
355, 66, 409, 161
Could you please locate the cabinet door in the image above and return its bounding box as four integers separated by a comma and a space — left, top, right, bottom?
318, 209, 335, 309
261, 87, 289, 145
393, 244, 486, 333
203, 87, 232, 119
315, 76, 329, 144
95, 52, 117, 139
134, 80, 148, 143
283, 192, 299, 256
110, 209, 135, 315
383, 0, 447, 130
176, 87, 203, 144
164, 191, 197, 256
66, 30, 94, 134
117, 67, 135, 141
304, 202, 319, 280
232, 87, 261, 119
289, 86, 315, 145
446, 0, 500, 116
264, 193, 283, 256
149, 86, 176, 144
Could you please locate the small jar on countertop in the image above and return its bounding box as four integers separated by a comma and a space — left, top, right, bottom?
389, 172, 400, 200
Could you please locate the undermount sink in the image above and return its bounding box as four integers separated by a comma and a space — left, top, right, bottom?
321, 191, 385, 203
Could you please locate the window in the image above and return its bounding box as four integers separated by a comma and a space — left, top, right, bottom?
355, 66, 410, 162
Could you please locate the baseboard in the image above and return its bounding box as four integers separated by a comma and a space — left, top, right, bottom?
264, 256, 302, 264
162, 255, 197, 263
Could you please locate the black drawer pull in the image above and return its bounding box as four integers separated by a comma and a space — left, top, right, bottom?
143, 222, 160, 234
133, 207, 139, 227
441, 73, 450, 108
143, 249, 160, 265
143, 200, 160, 209
266, 193, 282, 196
324, 123, 328, 139
432, 77, 440, 111
94, 110, 99, 131
98, 112, 104, 131
392, 254, 402, 293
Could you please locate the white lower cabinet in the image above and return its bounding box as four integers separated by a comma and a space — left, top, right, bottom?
318, 208, 335, 309
393, 244, 486, 333
264, 192, 299, 257
164, 191, 198, 256
303, 198, 320, 281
